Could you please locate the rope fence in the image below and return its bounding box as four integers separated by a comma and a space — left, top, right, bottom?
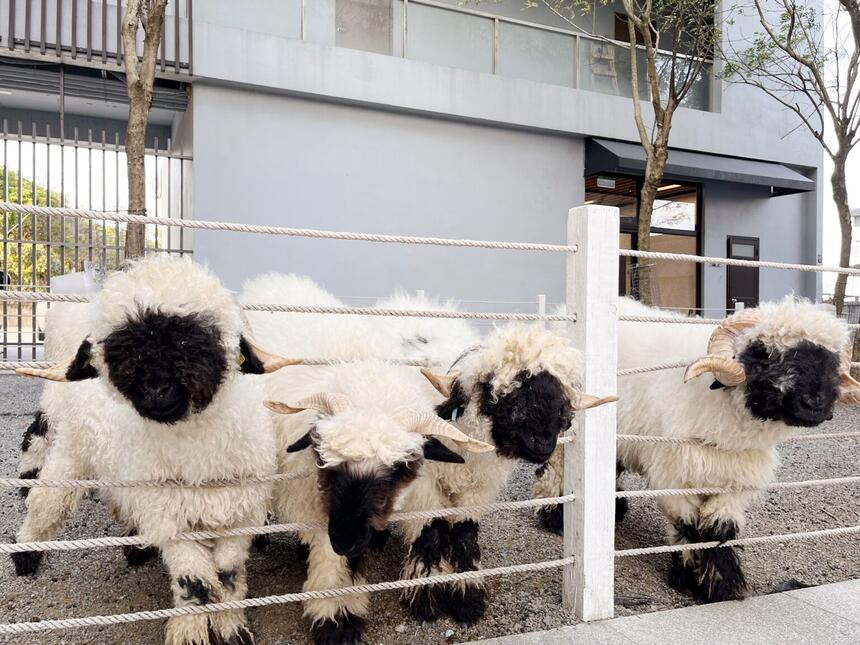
616, 475, 860, 499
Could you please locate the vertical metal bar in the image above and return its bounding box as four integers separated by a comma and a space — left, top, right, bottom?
492, 17, 498, 75
115, 132, 120, 268
160, 13, 165, 71
87, 128, 93, 263
153, 136, 159, 251
56, 0, 62, 56
16, 121, 23, 359
40, 0, 46, 54
30, 123, 37, 358
173, 0, 179, 73
2, 120, 8, 357
102, 0, 107, 63
59, 124, 65, 278
59, 66, 65, 140
179, 156, 184, 254
86, 0, 92, 60
166, 138, 172, 254
73, 127, 79, 271
187, 0, 192, 75
101, 130, 106, 269
402, 0, 408, 58
71, 0, 77, 58
116, 0, 122, 64
24, 0, 31, 52
8, 0, 15, 51
45, 123, 51, 290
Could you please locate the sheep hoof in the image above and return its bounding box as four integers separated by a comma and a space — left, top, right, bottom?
219, 624, 254, 645
668, 553, 699, 595
536, 505, 563, 535
312, 613, 364, 645
446, 584, 486, 626
123, 544, 159, 567
405, 586, 446, 623
11, 550, 43, 576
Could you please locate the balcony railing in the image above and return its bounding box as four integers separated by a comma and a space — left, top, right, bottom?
1, 0, 192, 75
319, 0, 713, 111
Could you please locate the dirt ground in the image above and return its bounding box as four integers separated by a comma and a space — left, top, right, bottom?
0, 376, 857, 645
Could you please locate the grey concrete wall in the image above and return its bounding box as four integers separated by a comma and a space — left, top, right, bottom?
190, 84, 582, 303
701, 181, 819, 314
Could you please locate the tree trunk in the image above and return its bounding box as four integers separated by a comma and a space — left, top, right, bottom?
635, 123, 671, 306
124, 84, 149, 259
831, 154, 852, 318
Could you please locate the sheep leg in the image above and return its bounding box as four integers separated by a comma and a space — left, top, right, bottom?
444, 519, 486, 626
18, 410, 50, 498
209, 536, 255, 645
400, 518, 453, 623
303, 531, 368, 645
160, 539, 225, 645
12, 452, 86, 576
533, 448, 628, 533
659, 496, 703, 597
693, 493, 752, 603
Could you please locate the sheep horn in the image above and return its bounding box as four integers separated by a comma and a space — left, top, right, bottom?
264, 393, 353, 416
683, 310, 763, 386
16, 354, 77, 382
574, 393, 619, 410
838, 343, 860, 406
420, 368, 460, 397
397, 410, 495, 453
244, 336, 304, 373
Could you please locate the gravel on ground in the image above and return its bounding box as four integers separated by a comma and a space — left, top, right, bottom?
0, 376, 857, 645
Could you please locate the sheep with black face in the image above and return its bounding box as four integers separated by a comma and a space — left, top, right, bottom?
402, 324, 615, 626
12, 256, 297, 645
263, 360, 493, 645
534, 297, 860, 603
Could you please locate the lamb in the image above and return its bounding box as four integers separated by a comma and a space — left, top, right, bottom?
534, 296, 860, 602
12, 256, 297, 645
262, 359, 494, 645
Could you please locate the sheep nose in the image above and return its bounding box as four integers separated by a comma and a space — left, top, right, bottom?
800, 394, 824, 411
144, 382, 172, 400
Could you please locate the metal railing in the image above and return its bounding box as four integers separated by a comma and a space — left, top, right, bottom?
0, 119, 192, 359
318, 0, 714, 111
1, 0, 192, 75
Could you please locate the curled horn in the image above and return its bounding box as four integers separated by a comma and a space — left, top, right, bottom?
838, 343, 860, 406
683, 310, 764, 386
575, 393, 619, 410
420, 368, 459, 397
396, 409, 495, 453
264, 392, 353, 416
244, 336, 304, 373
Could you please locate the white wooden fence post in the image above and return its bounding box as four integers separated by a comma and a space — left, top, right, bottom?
563, 204, 619, 621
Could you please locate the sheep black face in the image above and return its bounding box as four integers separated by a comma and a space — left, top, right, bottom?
739, 340, 841, 427
476, 371, 573, 463
101, 310, 228, 423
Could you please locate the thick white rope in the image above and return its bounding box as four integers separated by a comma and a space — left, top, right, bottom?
619, 314, 717, 325
0, 495, 578, 554
622, 249, 860, 276
2, 522, 858, 634
617, 475, 860, 499
0, 203, 578, 254
617, 361, 688, 375
2, 472, 313, 490
616, 431, 860, 445
616, 524, 860, 558
0, 358, 430, 371
0, 291, 576, 322
0, 557, 577, 635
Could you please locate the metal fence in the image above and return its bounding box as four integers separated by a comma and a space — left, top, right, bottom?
1, 0, 192, 75
0, 119, 192, 359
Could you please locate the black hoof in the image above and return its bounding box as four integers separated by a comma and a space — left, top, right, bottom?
312, 613, 364, 645
224, 625, 255, 645
18, 469, 40, 499
11, 550, 43, 576
251, 533, 270, 552
370, 528, 390, 552
445, 584, 486, 626
668, 553, 698, 595
123, 544, 159, 567
537, 505, 563, 535
406, 585, 446, 623
615, 497, 629, 524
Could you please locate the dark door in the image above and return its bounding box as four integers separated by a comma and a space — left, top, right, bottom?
726, 236, 759, 314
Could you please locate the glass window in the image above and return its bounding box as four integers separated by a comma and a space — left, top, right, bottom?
336, 0, 393, 55
652, 186, 696, 231
649, 233, 697, 311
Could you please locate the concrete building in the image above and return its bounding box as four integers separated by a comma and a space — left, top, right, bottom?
0, 0, 824, 319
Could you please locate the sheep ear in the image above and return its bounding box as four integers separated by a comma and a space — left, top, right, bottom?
286, 432, 313, 453
709, 380, 727, 390
422, 437, 465, 464
17, 339, 98, 382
